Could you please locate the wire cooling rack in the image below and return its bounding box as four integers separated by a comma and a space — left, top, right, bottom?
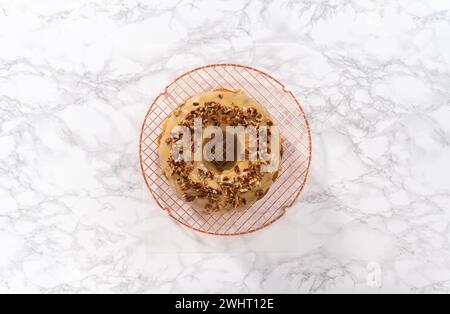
139, 64, 311, 235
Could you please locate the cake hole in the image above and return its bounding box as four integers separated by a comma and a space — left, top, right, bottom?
203, 131, 241, 172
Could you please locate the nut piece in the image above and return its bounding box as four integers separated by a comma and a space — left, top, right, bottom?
174, 108, 182, 117
256, 189, 266, 200
234, 195, 240, 208
183, 193, 196, 202
272, 171, 279, 181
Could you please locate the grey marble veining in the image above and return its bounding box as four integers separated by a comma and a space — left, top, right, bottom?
0, 0, 450, 293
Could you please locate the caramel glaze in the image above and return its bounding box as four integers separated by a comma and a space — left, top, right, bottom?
157, 89, 282, 213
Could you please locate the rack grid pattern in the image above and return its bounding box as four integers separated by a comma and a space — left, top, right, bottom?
139, 64, 312, 235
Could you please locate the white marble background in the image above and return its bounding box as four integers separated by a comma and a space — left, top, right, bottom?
0, 0, 450, 293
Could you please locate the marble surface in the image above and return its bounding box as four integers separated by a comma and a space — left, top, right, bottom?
1, 0, 450, 294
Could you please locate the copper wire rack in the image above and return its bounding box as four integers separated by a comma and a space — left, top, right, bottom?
139, 64, 312, 236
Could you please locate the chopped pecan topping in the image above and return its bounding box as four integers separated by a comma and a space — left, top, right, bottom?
234, 195, 240, 208
183, 193, 196, 202
174, 108, 182, 117
255, 190, 263, 199
272, 171, 279, 181
256, 189, 267, 200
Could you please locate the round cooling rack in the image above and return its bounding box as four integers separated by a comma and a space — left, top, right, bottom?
139, 64, 312, 236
